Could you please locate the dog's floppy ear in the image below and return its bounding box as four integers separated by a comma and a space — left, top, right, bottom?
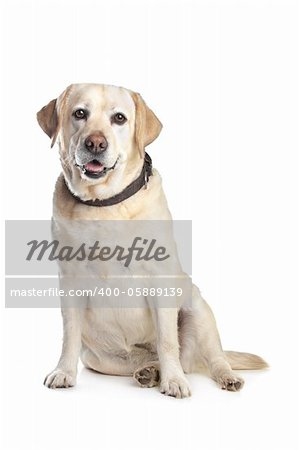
36, 99, 59, 148
37, 86, 71, 148
131, 92, 162, 157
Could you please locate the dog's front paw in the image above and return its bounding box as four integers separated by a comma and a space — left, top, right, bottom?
43, 369, 76, 389
160, 374, 191, 399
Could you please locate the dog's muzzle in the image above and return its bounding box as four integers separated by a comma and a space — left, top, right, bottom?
75, 156, 119, 179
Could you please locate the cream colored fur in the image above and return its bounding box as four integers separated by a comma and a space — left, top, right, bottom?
37, 83, 267, 398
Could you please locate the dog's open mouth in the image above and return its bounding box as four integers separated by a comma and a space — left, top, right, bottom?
77, 158, 119, 179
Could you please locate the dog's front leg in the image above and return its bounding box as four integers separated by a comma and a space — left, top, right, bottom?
154, 308, 191, 398
44, 307, 82, 389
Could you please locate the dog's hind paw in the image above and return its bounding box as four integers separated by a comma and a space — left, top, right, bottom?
134, 362, 160, 388
217, 374, 244, 392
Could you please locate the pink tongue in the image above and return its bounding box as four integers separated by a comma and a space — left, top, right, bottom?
84, 161, 104, 173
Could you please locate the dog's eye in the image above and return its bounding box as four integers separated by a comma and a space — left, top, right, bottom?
112, 112, 127, 125
73, 109, 87, 120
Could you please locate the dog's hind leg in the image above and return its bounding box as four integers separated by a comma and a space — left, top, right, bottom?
179, 285, 245, 391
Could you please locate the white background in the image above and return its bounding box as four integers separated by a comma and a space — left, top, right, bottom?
1, 0, 299, 449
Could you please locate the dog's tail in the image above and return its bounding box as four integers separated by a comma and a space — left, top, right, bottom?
224, 351, 269, 370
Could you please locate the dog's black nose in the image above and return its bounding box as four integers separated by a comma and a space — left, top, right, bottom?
85, 132, 108, 154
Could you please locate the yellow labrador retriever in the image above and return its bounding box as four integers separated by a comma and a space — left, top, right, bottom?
37, 83, 267, 398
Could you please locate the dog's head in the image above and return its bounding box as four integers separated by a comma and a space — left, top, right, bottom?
37, 84, 162, 196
